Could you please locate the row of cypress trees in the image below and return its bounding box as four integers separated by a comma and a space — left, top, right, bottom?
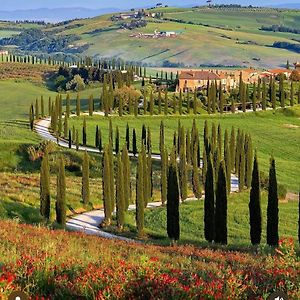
40, 135, 298, 247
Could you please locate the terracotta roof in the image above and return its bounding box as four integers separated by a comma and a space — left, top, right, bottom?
269, 69, 292, 74
179, 71, 220, 80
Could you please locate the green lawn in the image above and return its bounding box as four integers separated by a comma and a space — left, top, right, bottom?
69, 106, 300, 192
123, 191, 299, 248
0, 80, 102, 170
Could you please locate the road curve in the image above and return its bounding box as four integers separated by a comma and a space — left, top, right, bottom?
35, 117, 239, 241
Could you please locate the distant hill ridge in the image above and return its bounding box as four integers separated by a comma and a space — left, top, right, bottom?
0, 7, 121, 23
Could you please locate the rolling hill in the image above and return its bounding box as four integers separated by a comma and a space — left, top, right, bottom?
1, 6, 300, 68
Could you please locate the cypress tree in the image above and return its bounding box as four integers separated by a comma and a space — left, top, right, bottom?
164, 90, 168, 115
167, 157, 180, 243
147, 127, 152, 154
119, 94, 123, 116
238, 133, 245, 191
204, 154, 215, 242
267, 156, 279, 246
214, 161, 227, 245
186, 90, 190, 114
82, 151, 90, 205
252, 83, 257, 112
179, 89, 183, 115
115, 126, 120, 154
76, 93, 80, 116
192, 142, 202, 199
279, 74, 285, 108
130, 128, 136, 156
102, 146, 112, 225
98, 128, 102, 152
262, 80, 267, 110
224, 131, 231, 195
56, 156, 66, 225
75, 129, 79, 151
149, 90, 154, 115
290, 82, 294, 107
141, 124, 147, 147
95, 125, 99, 148
122, 145, 131, 209
82, 117, 87, 146
48, 97, 52, 117
29, 104, 34, 130
143, 90, 147, 115
161, 147, 168, 206
40, 151, 51, 219
179, 143, 188, 202
141, 146, 149, 208
245, 134, 253, 189
108, 143, 115, 211
193, 89, 197, 114
159, 120, 165, 155
63, 115, 68, 139
186, 129, 191, 165
116, 155, 125, 230
136, 153, 144, 236
158, 89, 162, 114
249, 152, 262, 245
109, 118, 113, 146
126, 123, 130, 151
68, 130, 72, 149
271, 79, 276, 110
66, 93, 70, 117
219, 84, 224, 114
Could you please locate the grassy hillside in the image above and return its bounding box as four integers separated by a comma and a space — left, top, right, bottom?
123, 191, 298, 247
47, 6, 300, 68
68, 107, 300, 192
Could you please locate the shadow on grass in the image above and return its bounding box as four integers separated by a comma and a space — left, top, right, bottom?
0, 200, 43, 224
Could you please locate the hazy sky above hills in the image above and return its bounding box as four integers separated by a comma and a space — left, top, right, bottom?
1, 0, 300, 10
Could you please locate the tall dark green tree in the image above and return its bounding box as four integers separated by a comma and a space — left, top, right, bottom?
122, 145, 131, 210
126, 123, 130, 151
136, 153, 144, 237
66, 93, 70, 117
82, 117, 87, 146
214, 161, 227, 245
204, 154, 215, 242
40, 151, 51, 219
82, 151, 90, 205
116, 155, 125, 230
102, 146, 113, 225
161, 147, 168, 206
115, 126, 120, 154
167, 158, 180, 243
192, 142, 202, 199
267, 156, 279, 246
132, 129, 137, 156
249, 152, 262, 245
56, 156, 66, 225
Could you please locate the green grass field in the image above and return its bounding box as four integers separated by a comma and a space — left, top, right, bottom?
0, 80, 103, 171
121, 191, 298, 247
47, 6, 300, 68
68, 106, 300, 192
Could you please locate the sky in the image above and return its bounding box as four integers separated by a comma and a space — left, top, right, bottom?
1, 0, 300, 10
